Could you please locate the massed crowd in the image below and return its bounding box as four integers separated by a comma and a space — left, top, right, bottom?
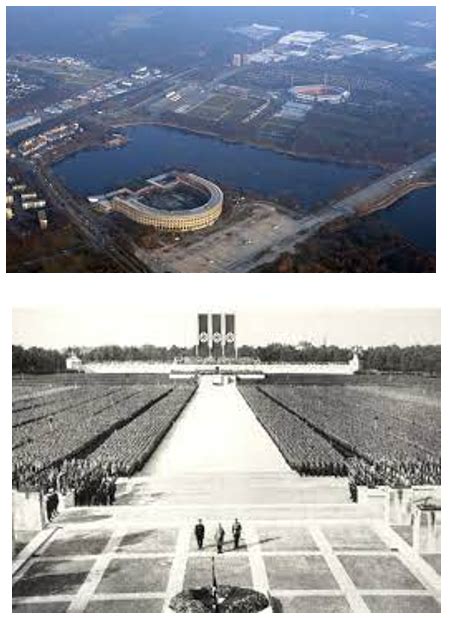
12, 458, 118, 509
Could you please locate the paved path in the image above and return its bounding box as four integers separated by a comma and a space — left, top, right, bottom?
142, 377, 291, 476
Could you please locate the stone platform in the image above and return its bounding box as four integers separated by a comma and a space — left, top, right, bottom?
12, 473, 440, 613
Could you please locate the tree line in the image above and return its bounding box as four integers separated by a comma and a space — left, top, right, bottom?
12, 343, 440, 375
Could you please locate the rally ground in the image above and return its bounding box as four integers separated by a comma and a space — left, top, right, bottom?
12, 379, 441, 612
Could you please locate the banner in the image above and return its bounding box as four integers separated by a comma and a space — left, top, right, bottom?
224, 313, 236, 358
211, 314, 223, 359
198, 314, 209, 358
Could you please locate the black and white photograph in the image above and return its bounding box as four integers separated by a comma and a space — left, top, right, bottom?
11, 304, 441, 613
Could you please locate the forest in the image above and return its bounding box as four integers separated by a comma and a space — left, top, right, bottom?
12, 343, 440, 375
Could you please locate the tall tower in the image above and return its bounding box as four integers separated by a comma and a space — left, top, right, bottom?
197, 314, 209, 358
224, 314, 236, 359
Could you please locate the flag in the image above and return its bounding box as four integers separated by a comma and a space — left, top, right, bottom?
211, 557, 218, 612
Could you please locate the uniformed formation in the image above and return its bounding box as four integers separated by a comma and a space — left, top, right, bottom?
348, 457, 441, 501
13, 458, 118, 519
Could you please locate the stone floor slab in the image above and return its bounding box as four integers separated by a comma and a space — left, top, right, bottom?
184, 554, 252, 589
258, 525, 318, 552
39, 530, 112, 557
338, 555, 424, 590
85, 598, 164, 612
264, 555, 339, 590
364, 594, 441, 613
117, 528, 178, 554
277, 595, 350, 613
95, 558, 172, 594
13, 560, 94, 597
12, 601, 70, 613
391, 525, 413, 547
322, 524, 387, 551
421, 553, 441, 575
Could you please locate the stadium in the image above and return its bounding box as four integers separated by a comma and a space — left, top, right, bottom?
92, 171, 223, 232
290, 84, 351, 104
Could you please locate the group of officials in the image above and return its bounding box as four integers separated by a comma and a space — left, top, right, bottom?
195, 519, 243, 553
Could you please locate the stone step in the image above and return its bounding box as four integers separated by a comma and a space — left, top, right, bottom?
117, 474, 351, 507
58, 501, 384, 527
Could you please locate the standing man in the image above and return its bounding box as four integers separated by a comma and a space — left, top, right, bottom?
215, 523, 225, 554
195, 519, 205, 550
232, 518, 242, 550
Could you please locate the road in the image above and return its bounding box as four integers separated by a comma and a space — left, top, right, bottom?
16, 158, 151, 272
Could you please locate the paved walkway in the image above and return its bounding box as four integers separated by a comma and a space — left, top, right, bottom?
142, 378, 291, 476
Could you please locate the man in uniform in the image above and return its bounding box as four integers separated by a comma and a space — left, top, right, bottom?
232, 518, 242, 550
194, 519, 205, 550
215, 523, 225, 554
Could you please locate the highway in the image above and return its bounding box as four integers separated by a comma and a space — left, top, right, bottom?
328, 152, 436, 217
16, 158, 151, 272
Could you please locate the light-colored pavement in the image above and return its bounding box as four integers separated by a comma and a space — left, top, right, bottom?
142, 377, 291, 476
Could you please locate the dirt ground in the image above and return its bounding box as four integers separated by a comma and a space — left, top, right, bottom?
140, 201, 299, 273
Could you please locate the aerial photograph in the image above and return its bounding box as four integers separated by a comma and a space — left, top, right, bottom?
12, 304, 441, 612
5, 6, 436, 273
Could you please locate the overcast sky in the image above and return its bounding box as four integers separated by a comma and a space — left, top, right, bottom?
12, 306, 440, 349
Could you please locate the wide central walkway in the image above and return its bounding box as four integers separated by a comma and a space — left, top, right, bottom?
142, 377, 291, 476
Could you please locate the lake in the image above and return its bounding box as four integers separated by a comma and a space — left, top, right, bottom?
53, 124, 380, 209
53, 124, 435, 253
378, 186, 436, 253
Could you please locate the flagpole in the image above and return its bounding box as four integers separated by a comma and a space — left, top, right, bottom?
211, 556, 219, 613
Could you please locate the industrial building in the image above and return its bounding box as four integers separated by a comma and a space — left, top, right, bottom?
18, 123, 80, 157
6, 115, 41, 137
37, 209, 48, 230
93, 172, 223, 232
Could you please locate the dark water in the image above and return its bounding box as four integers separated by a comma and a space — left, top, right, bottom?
53, 124, 380, 210
378, 186, 436, 253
